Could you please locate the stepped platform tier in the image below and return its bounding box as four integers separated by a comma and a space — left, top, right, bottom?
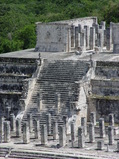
89, 60, 119, 123
1, 18, 119, 159
0, 47, 119, 159
0, 56, 37, 118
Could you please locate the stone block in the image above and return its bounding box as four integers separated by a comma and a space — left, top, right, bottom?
97, 140, 104, 150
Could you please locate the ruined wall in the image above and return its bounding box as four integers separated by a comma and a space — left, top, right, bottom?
35, 17, 98, 52
35, 23, 70, 52
0, 94, 21, 117
54, 17, 97, 27
89, 98, 119, 123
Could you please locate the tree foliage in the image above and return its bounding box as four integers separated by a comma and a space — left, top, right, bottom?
0, 0, 119, 53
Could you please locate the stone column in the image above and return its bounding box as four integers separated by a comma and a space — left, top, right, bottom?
84, 26, 90, 50
117, 141, 119, 152
104, 30, 107, 47
67, 27, 71, 52
99, 118, 105, 138
62, 116, 68, 134
27, 113, 33, 133
111, 23, 119, 53
97, 140, 104, 150
83, 29, 86, 51
71, 24, 75, 48
23, 122, 30, 144
78, 24, 85, 51
41, 124, 47, 145
10, 113, 16, 132
37, 93, 42, 112
90, 112, 96, 126
100, 21, 106, 30
81, 117, 87, 136
98, 28, 104, 52
109, 113, 114, 127
34, 120, 40, 139
106, 27, 112, 51
90, 27, 95, 50
71, 122, 76, 147
4, 121, 10, 143
0, 117, 4, 143
89, 123, 95, 143
53, 120, 58, 140
19, 99, 25, 111
5, 107, 11, 120
108, 126, 114, 145
16, 118, 21, 137
75, 27, 79, 50
46, 113, 51, 135
92, 24, 99, 47
55, 93, 61, 114
78, 126, 85, 148
59, 126, 66, 147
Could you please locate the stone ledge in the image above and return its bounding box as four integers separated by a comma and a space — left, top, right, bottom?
90, 94, 119, 100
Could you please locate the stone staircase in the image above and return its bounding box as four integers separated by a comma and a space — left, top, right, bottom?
8, 148, 79, 159
22, 60, 89, 130
0, 147, 10, 158
0, 57, 37, 117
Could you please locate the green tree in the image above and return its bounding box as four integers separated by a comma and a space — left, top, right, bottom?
14, 24, 36, 50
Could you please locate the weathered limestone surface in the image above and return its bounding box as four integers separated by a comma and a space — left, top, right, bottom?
4, 121, 10, 143
109, 113, 114, 127
0, 117, 4, 143
97, 140, 104, 150
108, 126, 114, 145
112, 23, 119, 53
35, 17, 97, 52
46, 113, 51, 135
59, 126, 66, 147
89, 123, 95, 143
53, 120, 58, 140
78, 126, 85, 148
34, 120, 40, 139
90, 27, 95, 50
37, 93, 42, 111
10, 113, 16, 132
27, 113, 33, 133
71, 122, 76, 147
16, 118, 22, 137
90, 112, 96, 126
89, 60, 119, 122
35, 23, 70, 52
1, 17, 119, 159
99, 118, 105, 138
23, 122, 30, 144
81, 117, 87, 136
0, 57, 37, 117
41, 125, 47, 145
117, 141, 119, 152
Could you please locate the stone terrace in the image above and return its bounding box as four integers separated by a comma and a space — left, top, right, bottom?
0, 49, 119, 159
89, 60, 119, 122
0, 57, 37, 117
